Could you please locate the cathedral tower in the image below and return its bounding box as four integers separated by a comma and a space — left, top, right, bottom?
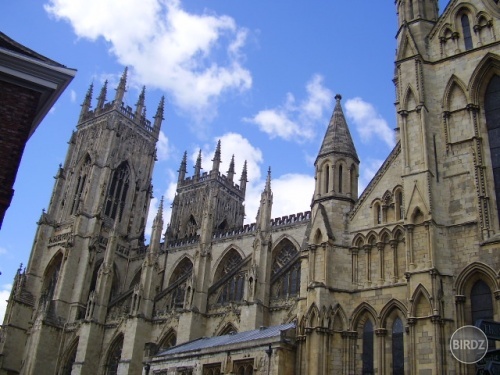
1, 68, 164, 374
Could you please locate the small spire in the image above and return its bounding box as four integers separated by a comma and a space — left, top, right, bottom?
227, 155, 235, 182
135, 86, 146, 120
194, 150, 202, 181
154, 197, 164, 224
114, 67, 128, 108
79, 83, 93, 121
96, 80, 108, 109
265, 167, 271, 192
153, 96, 165, 133
240, 160, 248, 195
178, 151, 187, 183
211, 140, 222, 174
317, 93, 358, 163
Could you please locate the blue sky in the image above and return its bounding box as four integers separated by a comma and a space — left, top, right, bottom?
0, 0, 450, 320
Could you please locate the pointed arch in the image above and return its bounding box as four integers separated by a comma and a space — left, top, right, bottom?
410, 206, 425, 224
70, 153, 92, 215
468, 53, 500, 104
443, 75, 469, 111
167, 256, 193, 310
392, 225, 405, 241
352, 234, 365, 248
168, 256, 194, 285
212, 247, 244, 282
380, 299, 408, 328
402, 85, 419, 111
104, 161, 131, 221
211, 245, 245, 282
379, 229, 391, 244
350, 302, 378, 330
454, 261, 498, 295
271, 234, 301, 253
218, 322, 238, 336
60, 337, 79, 375
157, 328, 177, 350
410, 284, 433, 317
104, 333, 124, 375
42, 251, 64, 300
306, 303, 320, 327
366, 232, 378, 246
331, 304, 348, 331
271, 237, 301, 299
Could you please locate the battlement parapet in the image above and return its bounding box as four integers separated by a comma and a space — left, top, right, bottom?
179, 172, 243, 196
271, 211, 311, 228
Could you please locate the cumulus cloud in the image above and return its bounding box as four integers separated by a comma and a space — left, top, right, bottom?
245, 75, 332, 142
0, 284, 12, 323
345, 97, 395, 148
156, 131, 172, 161
358, 158, 384, 195
45, 0, 252, 121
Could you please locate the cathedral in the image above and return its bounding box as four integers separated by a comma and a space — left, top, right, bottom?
2, 0, 500, 374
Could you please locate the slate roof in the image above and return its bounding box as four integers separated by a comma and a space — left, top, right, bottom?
317, 94, 359, 163
157, 322, 295, 357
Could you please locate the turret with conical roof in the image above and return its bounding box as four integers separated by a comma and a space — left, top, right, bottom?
313, 94, 359, 205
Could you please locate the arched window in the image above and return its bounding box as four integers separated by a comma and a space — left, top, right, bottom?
43, 253, 63, 300
105, 335, 123, 375
61, 340, 78, 375
158, 330, 177, 351
104, 162, 130, 221
338, 165, 343, 193
324, 164, 330, 193
271, 240, 301, 299
485, 75, 500, 225
362, 320, 374, 374
470, 279, 493, 324
396, 190, 404, 220
168, 258, 193, 309
213, 250, 244, 305
374, 203, 382, 225
234, 360, 254, 375
392, 318, 405, 375
461, 14, 473, 50
71, 155, 91, 214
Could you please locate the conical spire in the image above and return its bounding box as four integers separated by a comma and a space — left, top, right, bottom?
317, 94, 358, 164
96, 80, 108, 110
153, 96, 165, 133
239, 160, 248, 195
194, 150, 202, 181
135, 86, 146, 120
211, 140, 222, 174
178, 151, 187, 183
114, 67, 128, 108
79, 83, 93, 121
264, 167, 271, 193
227, 155, 235, 182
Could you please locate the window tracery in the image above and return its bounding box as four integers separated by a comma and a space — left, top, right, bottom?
105, 335, 123, 375
169, 258, 193, 309
210, 250, 245, 306
71, 155, 91, 214
234, 360, 254, 375
104, 162, 130, 221
271, 241, 301, 299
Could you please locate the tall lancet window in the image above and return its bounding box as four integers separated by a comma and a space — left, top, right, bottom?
485, 76, 500, 225
105, 162, 130, 221
338, 165, 343, 193
324, 164, 330, 193
461, 14, 473, 50
362, 320, 374, 374
71, 155, 91, 214
392, 318, 405, 375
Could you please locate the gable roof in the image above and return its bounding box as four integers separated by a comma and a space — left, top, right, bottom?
156, 322, 295, 357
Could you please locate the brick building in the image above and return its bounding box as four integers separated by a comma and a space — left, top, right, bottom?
2, 1, 500, 374
0, 32, 75, 229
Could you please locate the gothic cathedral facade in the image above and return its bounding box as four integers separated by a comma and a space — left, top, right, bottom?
2, 0, 500, 374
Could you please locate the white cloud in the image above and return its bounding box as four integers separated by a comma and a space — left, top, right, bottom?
45, 0, 252, 122
70, 89, 77, 103
156, 131, 172, 161
0, 284, 12, 323
345, 97, 395, 148
359, 158, 384, 195
245, 74, 333, 142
